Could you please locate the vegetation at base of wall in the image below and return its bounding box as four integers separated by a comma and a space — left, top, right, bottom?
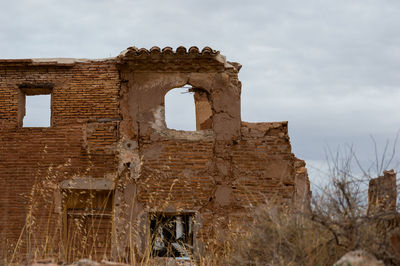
208, 144, 400, 266
209, 200, 399, 265
3, 145, 400, 266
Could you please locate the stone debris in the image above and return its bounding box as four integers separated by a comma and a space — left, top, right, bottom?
334, 250, 385, 266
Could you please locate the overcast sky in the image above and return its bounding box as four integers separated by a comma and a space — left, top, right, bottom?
1, 0, 400, 186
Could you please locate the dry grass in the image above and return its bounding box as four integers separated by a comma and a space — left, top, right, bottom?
3, 179, 399, 266
3, 145, 400, 265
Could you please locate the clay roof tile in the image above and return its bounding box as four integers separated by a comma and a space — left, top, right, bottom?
188, 46, 200, 54
201, 47, 214, 55
161, 46, 174, 55
138, 48, 150, 55
149, 46, 161, 54
176, 46, 187, 55
127, 46, 139, 52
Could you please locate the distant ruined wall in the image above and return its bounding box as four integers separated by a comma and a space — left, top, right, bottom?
367, 170, 400, 260
0, 47, 310, 263
368, 169, 397, 215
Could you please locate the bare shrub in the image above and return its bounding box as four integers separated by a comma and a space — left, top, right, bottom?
219, 142, 400, 266
221, 204, 343, 266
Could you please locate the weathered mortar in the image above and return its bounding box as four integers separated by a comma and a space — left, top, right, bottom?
0, 46, 310, 263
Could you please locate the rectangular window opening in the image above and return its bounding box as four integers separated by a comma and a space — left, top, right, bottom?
23, 94, 51, 127
150, 213, 194, 259
18, 84, 53, 128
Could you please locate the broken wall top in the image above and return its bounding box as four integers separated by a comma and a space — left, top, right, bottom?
0, 58, 116, 68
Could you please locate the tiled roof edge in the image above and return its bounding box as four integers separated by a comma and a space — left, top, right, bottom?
119, 46, 219, 58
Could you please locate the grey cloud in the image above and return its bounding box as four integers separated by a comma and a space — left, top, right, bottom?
2, 0, 400, 184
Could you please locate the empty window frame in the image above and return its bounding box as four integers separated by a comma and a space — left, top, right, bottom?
150, 213, 194, 258
164, 85, 212, 131
18, 84, 53, 127
164, 86, 196, 131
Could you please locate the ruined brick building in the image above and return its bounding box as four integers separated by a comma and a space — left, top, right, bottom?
0, 46, 310, 263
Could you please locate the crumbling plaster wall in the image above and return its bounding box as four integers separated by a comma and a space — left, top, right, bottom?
118, 72, 241, 141
112, 47, 309, 258
112, 48, 246, 256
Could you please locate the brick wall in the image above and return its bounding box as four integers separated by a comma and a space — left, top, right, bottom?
0, 60, 120, 261
138, 139, 215, 209
0, 61, 119, 128
231, 122, 296, 204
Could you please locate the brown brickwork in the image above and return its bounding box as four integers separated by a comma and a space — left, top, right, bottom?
0, 47, 310, 263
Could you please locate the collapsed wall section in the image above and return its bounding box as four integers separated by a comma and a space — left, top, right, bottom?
233, 122, 296, 205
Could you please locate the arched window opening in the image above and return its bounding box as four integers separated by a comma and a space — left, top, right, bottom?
165, 86, 196, 131
164, 85, 213, 131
